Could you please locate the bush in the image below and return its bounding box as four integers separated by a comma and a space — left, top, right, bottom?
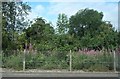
72, 54, 88, 70
72, 51, 114, 71
41, 61, 58, 70
25, 53, 46, 69
88, 64, 109, 72
3, 54, 23, 70
2, 50, 116, 71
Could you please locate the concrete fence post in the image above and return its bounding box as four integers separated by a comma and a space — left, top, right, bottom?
70, 50, 72, 72
113, 51, 116, 72
23, 50, 26, 71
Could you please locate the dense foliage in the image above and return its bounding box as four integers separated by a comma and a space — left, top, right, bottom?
2, 2, 31, 51
2, 2, 120, 71
2, 2, 119, 52
3, 50, 120, 71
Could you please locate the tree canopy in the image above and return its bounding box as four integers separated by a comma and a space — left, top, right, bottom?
2, 4, 119, 53
2, 2, 31, 50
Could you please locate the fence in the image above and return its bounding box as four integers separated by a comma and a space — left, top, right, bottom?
1, 49, 120, 72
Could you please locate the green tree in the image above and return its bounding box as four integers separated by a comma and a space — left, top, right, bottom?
56, 13, 69, 35
2, 2, 31, 50
69, 8, 117, 50
69, 8, 103, 38
25, 17, 55, 51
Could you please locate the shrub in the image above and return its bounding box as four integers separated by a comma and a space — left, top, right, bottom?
2, 50, 116, 71
3, 54, 23, 70
72, 53, 88, 70
88, 64, 109, 72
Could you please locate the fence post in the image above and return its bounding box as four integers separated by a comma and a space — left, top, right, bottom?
70, 50, 72, 72
23, 50, 26, 71
113, 51, 116, 72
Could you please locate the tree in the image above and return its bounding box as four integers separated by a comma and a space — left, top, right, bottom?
69, 8, 117, 50
69, 8, 103, 38
56, 13, 69, 35
25, 17, 55, 51
118, 32, 120, 47
98, 22, 118, 50
2, 2, 31, 50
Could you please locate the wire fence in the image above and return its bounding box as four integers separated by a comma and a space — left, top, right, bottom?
1, 49, 120, 72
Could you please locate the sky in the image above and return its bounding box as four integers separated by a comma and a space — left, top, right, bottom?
25, 0, 119, 30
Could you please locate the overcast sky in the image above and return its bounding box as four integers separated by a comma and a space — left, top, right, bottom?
25, 0, 119, 30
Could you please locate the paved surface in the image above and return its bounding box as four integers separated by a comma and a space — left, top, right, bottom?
1, 70, 120, 79
2, 72, 120, 78
1, 77, 120, 79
